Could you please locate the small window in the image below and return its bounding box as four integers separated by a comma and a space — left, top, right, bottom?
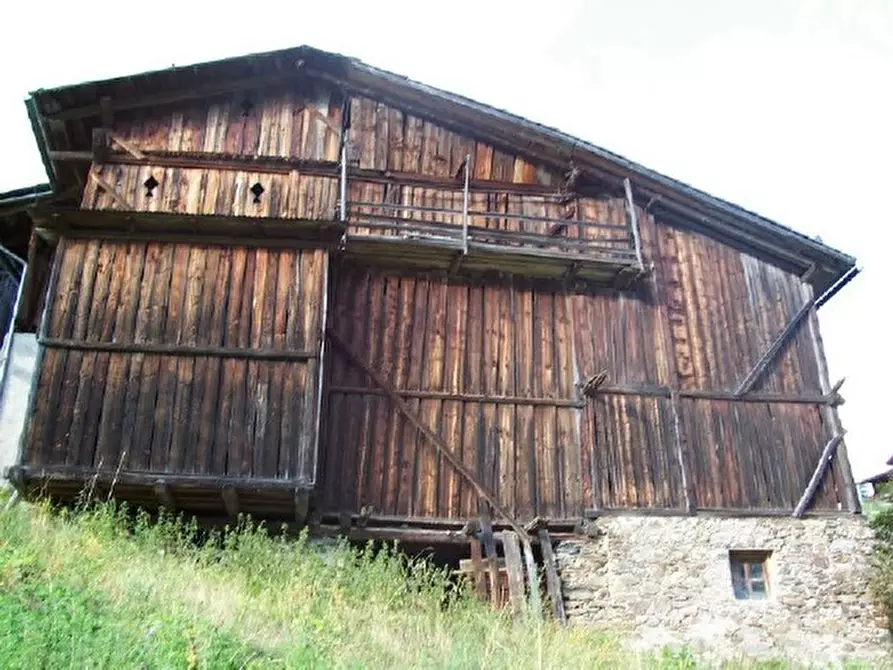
729, 550, 771, 600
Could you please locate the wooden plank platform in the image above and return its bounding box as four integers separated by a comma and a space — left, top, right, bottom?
7, 464, 314, 521
342, 235, 640, 285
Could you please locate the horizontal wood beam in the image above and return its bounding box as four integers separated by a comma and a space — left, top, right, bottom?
39, 337, 316, 362
583, 506, 856, 519
36, 227, 340, 252
330, 384, 841, 410
592, 383, 840, 406
31, 207, 345, 247
47, 148, 588, 197
317, 512, 580, 533
42, 71, 313, 121
8, 465, 313, 492
315, 524, 576, 545
315, 524, 474, 545
328, 385, 585, 408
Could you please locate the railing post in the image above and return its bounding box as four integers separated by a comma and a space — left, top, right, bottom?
339, 140, 348, 222
624, 177, 644, 271
462, 153, 470, 254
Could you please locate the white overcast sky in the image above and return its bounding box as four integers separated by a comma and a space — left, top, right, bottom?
2, 0, 890, 479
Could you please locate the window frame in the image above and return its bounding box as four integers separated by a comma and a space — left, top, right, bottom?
728, 550, 772, 601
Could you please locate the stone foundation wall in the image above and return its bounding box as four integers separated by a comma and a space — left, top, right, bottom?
555, 515, 890, 664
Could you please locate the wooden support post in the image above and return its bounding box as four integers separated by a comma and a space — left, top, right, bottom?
462, 153, 470, 254
295, 489, 310, 524
154, 480, 174, 509
328, 328, 529, 537
793, 433, 847, 517
624, 177, 644, 271
479, 509, 502, 609
502, 531, 526, 619
222, 487, 240, 518
99, 96, 114, 128
521, 535, 542, 619
538, 528, 567, 624
92, 128, 110, 164
469, 539, 488, 599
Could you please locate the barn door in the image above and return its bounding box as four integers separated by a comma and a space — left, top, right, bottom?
21, 237, 328, 494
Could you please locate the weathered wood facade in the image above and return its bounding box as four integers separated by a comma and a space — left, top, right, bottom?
6, 46, 859, 529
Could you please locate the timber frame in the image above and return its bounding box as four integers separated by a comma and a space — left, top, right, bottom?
1, 44, 863, 568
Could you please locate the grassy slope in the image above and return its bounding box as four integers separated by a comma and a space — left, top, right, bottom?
0, 491, 840, 669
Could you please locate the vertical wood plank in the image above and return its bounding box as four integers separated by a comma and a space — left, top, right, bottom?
539, 528, 567, 624
502, 530, 526, 619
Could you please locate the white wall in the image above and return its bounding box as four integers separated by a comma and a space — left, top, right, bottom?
0, 334, 37, 482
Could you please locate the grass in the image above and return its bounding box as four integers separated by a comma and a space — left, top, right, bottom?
0, 489, 862, 669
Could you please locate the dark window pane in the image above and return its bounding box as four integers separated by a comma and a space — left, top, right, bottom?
730, 561, 748, 599
751, 580, 767, 599
750, 562, 763, 579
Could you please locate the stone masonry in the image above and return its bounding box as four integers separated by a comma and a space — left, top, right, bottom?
555, 515, 890, 665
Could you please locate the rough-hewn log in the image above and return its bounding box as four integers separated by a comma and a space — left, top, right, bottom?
521, 535, 542, 619
502, 531, 526, 618
9, 465, 313, 491
39, 337, 316, 362
734, 298, 816, 396
538, 528, 567, 625
583, 506, 856, 519
792, 433, 847, 517
469, 539, 487, 598
328, 386, 584, 408
479, 510, 502, 608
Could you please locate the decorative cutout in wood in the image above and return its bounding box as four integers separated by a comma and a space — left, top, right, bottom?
143, 175, 159, 198
240, 98, 254, 116
250, 182, 265, 204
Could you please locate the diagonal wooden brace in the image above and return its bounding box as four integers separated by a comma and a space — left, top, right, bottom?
792, 431, 846, 517
89, 166, 135, 210
735, 297, 815, 396
326, 328, 529, 538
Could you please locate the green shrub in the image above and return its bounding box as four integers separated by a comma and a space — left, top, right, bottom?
871, 506, 893, 632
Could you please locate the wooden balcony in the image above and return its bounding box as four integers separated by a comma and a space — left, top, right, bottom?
339, 162, 645, 286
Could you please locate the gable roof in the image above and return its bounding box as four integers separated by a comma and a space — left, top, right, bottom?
23, 45, 856, 295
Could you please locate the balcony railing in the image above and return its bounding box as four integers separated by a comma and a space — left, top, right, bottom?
337, 145, 645, 279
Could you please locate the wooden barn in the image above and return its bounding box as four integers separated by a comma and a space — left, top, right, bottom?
3, 46, 859, 572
